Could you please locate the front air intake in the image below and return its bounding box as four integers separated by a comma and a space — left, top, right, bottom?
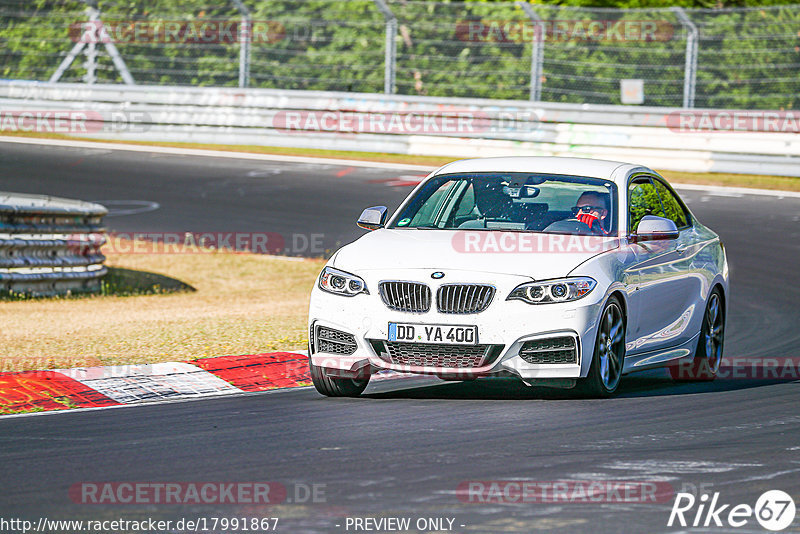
314, 325, 357, 355
518, 336, 578, 364
369, 340, 505, 369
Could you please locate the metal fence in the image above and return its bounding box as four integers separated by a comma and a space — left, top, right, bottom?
1, 0, 799, 109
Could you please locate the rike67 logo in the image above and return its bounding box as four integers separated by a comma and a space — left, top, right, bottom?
668, 490, 796, 531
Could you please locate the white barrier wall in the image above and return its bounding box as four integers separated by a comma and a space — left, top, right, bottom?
1, 81, 798, 177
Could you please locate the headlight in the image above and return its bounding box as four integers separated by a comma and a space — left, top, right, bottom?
507, 277, 596, 304
318, 266, 369, 297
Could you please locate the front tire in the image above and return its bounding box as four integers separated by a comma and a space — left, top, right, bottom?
670, 288, 724, 382
309, 356, 370, 397
578, 296, 626, 398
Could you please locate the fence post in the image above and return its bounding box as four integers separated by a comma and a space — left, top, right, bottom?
231, 0, 251, 88
517, 2, 544, 102
49, 3, 135, 85
372, 0, 397, 94
672, 7, 698, 108
49, 40, 86, 83
84, 12, 97, 84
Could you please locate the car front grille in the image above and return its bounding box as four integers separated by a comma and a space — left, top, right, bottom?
436, 284, 495, 314
379, 281, 431, 313
314, 325, 357, 355
370, 340, 503, 369
518, 336, 578, 364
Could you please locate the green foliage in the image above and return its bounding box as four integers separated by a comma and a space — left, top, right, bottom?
628, 180, 662, 231
652, 179, 688, 226
629, 178, 688, 230
1, 0, 798, 109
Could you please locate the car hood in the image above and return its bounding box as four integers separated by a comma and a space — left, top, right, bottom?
334, 229, 619, 280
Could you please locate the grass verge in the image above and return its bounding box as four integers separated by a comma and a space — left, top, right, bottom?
0, 239, 324, 372
2, 131, 799, 192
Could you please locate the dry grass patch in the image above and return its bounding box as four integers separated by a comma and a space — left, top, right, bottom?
0, 240, 324, 372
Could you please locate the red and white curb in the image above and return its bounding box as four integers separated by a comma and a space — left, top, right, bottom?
0, 351, 312, 415
0, 351, 416, 415
57, 362, 242, 404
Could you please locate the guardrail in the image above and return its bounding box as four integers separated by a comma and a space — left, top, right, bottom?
0, 81, 798, 177
0, 191, 107, 297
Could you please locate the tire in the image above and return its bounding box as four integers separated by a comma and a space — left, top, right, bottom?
309, 355, 369, 397
578, 296, 626, 398
670, 288, 724, 382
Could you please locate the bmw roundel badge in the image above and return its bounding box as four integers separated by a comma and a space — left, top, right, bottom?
431, 271, 445, 279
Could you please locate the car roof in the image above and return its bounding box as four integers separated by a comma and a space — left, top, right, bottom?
433, 156, 647, 183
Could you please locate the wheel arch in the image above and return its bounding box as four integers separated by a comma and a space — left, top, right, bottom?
708, 277, 728, 323
578, 288, 628, 397
711, 282, 726, 316
581, 288, 628, 378
608, 289, 628, 325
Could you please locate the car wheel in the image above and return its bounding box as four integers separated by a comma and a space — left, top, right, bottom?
670, 288, 724, 382
308, 355, 370, 397
579, 296, 625, 398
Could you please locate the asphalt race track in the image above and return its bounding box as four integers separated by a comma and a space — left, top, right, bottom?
0, 141, 423, 255
1, 141, 800, 533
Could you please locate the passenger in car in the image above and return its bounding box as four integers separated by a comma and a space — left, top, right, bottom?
459, 183, 514, 228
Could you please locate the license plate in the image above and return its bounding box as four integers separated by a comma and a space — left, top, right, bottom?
388, 323, 478, 345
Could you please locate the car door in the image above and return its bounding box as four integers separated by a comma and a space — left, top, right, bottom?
625, 176, 697, 356
650, 177, 705, 346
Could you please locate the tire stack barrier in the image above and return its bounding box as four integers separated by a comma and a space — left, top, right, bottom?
0, 192, 107, 297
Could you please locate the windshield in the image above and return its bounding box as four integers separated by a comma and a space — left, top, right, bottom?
390, 172, 618, 236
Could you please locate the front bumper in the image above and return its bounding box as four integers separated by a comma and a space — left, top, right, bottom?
308, 270, 607, 381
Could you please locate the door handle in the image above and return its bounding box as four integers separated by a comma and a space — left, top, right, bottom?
676, 244, 688, 255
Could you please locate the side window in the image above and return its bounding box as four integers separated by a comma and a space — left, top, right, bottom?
628, 179, 663, 232
409, 179, 454, 226
454, 182, 475, 217
653, 180, 690, 228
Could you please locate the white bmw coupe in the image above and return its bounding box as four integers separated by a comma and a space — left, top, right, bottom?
308, 157, 728, 397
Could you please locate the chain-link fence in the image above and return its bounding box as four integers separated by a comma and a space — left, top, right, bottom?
1, 0, 798, 109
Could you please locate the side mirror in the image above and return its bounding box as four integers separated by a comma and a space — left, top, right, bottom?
631, 215, 679, 242
357, 206, 388, 231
